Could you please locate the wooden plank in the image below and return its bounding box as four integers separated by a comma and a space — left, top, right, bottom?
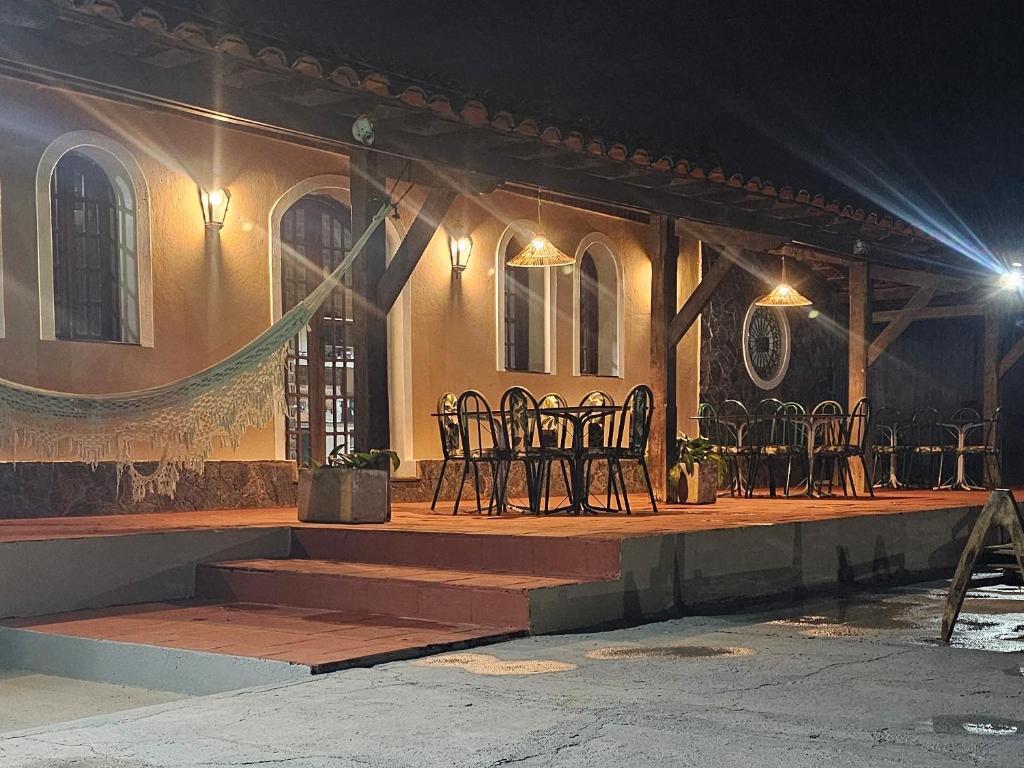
675, 219, 786, 252
867, 285, 937, 366
942, 490, 1024, 643
871, 303, 985, 323
376, 185, 458, 313
648, 215, 678, 502
667, 245, 737, 348
999, 333, 1024, 377
847, 262, 870, 492
350, 149, 391, 451
870, 265, 973, 292
984, 311, 1000, 417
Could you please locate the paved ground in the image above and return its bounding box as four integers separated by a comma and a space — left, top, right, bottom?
0, 582, 1021, 767
0, 670, 185, 733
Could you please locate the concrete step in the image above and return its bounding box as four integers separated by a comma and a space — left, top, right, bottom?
196, 559, 591, 629
289, 528, 621, 580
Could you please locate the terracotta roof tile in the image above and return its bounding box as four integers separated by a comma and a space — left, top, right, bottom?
53, 0, 928, 241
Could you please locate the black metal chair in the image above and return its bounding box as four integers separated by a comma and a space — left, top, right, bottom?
500, 386, 574, 514
718, 399, 752, 496
579, 391, 620, 511
960, 407, 1004, 488
903, 407, 948, 488
808, 399, 846, 496
453, 390, 506, 515
812, 397, 874, 497
871, 406, 903, 489
431, 392, 461, 510
743, 398, 784, 497
538, 392, 575, 510
590, 384, 657, 514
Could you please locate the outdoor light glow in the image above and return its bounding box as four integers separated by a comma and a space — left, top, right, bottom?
756, 257, 813, 307
198, 185, 231, 230
507, 231, 574, 267
998, 270, 1024, 290
449, 233, 473, 278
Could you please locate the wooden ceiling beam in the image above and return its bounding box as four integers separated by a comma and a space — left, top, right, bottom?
872, 303, 985, 324
867, 285, 938, 366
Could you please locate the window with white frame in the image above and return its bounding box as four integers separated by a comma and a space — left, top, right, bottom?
495, 220, 554, 373
37, 131, 152, 346
573, 234, 623, 377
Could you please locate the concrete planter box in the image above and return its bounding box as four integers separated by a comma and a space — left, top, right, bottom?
668, 462, 719, 505
297, 467, 391, 524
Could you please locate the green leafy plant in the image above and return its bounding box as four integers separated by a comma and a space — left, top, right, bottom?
326, 447, 400, 471
671, 434, 726, 481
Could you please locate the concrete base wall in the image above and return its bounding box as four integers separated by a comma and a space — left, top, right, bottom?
0, 528, 291, 619
528, 504, 981, 633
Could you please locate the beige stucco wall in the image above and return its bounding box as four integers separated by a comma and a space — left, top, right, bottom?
0, 77, 678, 469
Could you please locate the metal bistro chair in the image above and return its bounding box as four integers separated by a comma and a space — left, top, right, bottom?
593, 384, 657, 514
501, 386, 575, 514
579, 391, 619, 510
431, 392, 461, 510
871, 406, 904, 489
453, 390, 507, 515
743, 398, 784, 497
808, 399, 846, 496
812, 397, 874, 497
959, 407, 1004, 489
903, 407, 948, 488
718, 399, 752, 496
538, 392, 575, 509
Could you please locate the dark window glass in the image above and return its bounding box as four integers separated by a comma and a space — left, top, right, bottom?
51, 151, 122, 342
504, 237, 533, 371
579, 251, 600, 375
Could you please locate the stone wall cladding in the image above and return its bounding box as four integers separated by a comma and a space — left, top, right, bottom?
0, 461, 298, 519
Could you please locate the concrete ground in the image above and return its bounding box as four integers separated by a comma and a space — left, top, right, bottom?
0, 582, 1021, 768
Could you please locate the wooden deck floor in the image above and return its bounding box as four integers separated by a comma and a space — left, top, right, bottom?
0, 488, 993, 544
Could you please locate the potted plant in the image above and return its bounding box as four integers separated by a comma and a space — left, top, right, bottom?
667, 434, 725, 504
298, 448, 400, 524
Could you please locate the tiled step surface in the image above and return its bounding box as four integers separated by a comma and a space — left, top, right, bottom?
290, 528, 621, 579
196, 559, 587, 628
1, 600, 519, 673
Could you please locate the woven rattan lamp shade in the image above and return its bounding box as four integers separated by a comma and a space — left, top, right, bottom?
507, 233, 574, 267
755, 283, 812, 307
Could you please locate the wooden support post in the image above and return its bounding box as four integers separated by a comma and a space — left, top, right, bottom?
999, 332, 1024, 378
376, 185, 458, 313
350, 149, 391, 451
649, 216, 678, 501
667, 245, 736, 347
984, 310, 1000, 417
848, 262, 871, 492
866, 284, 936, 366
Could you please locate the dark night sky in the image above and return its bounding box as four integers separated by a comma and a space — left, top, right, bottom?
157, 0, 1024, 264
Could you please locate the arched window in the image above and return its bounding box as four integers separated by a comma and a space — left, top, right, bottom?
37, 131, 152, 345
51, 152, 124, 341
573, 234, 623, 377
495, 220, 554, 373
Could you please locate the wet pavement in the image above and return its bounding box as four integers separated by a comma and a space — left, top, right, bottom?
0, 579, 1021, 767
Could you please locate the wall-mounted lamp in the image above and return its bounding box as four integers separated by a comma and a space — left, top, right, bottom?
198, 186, 231, 231
449, 230, 473, 279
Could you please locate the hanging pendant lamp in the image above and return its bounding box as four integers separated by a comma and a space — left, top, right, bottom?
507, 189, 574, 268
756, 256, 812, 307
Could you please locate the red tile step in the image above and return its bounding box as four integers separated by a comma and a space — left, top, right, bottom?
2, 600, 522, 673
289, 528, 621, 580
196, 559, 592, 629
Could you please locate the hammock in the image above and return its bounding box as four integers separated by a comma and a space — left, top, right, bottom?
0, 200, 394, 501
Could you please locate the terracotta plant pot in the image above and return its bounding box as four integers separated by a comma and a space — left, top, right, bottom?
298, 466, 391, 524
667, 462, 719, 505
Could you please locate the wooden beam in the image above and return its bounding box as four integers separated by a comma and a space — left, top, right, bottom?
648, 215, 678, 502
777, 243, 857, 267
350, 149, 391, 451
667, 244, 737, 348
871, 303, 985, 324
870, 265, 973, 292
1000, 334, 1024, 378
848, 262, 870, 492
375, 185, 458, 313
867, 285, 937, 366
984, 311, 1000, 418
676, 219, 786, 253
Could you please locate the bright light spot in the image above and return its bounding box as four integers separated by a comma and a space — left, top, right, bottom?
457, 237, 472, 257
531, 236, 547, 251
208, 189, 225, 207
808, 309, 820, 319
999, 271, 1024, 290
777, 284, 792, 296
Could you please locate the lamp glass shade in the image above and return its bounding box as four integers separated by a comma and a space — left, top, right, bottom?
755, 283, 813, 307
198, 186, 231, 229
449, 234, 472, 276
507, 233, 574, 268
